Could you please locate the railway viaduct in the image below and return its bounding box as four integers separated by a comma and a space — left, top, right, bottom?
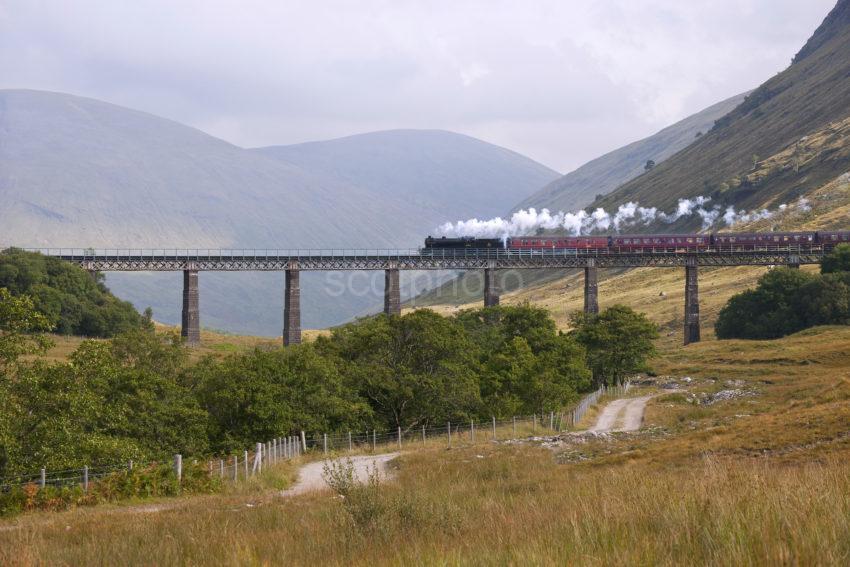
30, 247, 824, 347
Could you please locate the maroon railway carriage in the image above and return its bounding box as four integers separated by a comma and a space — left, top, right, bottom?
609, 234, 710, 251
714, 232, 816, 250
508, 236, 608, 250
817, 231, 850, 247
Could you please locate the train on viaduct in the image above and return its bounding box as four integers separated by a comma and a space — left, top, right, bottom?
24, 229, 847, 347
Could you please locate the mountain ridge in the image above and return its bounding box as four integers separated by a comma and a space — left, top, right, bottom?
0, 89, 559, 334
514, 92, 748, 214
593, 0, 850, 222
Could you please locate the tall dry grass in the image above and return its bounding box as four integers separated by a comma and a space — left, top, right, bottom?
1, 444, 848, 566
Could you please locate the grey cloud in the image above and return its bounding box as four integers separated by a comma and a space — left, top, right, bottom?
0, 0, 836, 171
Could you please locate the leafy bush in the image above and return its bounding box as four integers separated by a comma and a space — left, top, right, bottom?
716, 248, 850, 340
0, 461, 220, 517
715, 268, 816, 339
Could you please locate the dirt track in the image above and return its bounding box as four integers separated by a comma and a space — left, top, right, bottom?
589, 395, 653, 432
282, 452, 399, 496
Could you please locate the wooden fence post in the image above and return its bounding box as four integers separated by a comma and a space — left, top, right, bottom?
492, 416, 496, 440
233, 455, 238, 481
244, 450, 249, 477
372, 429, 377, 451
533, 414, 537, 433
323, 433, 328, 455
471, 420, 475, 444
173, 454, 182, 483
301, 431, 307, 453
128, 460, 133, 471
40, 468, 46, 489
83, 466, 89, 492
447, 422, 452, 448
513, 416, 516, 437
348, 431, 353, 452
550, 412, 554, 431
220, 459, 224, 477
422, 425, 426, 445
398, 426, 402, 449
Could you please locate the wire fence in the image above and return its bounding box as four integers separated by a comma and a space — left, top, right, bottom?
0, 381, 630, 494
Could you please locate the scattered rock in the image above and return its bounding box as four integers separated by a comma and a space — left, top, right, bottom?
703, 389, 757, 405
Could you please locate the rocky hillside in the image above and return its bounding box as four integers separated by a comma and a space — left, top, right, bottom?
516, 92, 747, 213
0, 90, 558, 334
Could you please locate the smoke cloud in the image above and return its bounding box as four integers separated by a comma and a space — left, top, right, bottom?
437, 196, 812, 238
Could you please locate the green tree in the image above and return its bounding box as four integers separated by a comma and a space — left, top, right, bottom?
0, 289, 53, 477
0, 248, 147, 337
2, 330, 209, 475
193, 343, 371, 453
797, 274, 850, 327
821, 243, 850, 274
318, 310, 480, 430
715, 268, 816, 339
0, 288, 53, 370
456, 305, 591, 416
570, 305, 658, 386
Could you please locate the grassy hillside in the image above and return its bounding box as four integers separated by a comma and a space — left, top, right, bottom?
516, 92, 747, 213
3, 326, 849, 565
595, 0, 850, 218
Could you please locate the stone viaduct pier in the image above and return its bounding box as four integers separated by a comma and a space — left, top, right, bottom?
31, 247, 822, 347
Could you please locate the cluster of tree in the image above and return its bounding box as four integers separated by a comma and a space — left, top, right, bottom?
1, 287, 658, 476
716, 244, 850, 340
0, 248, 152, 337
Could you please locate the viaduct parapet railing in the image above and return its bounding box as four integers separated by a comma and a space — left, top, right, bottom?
17, 246, 826, 348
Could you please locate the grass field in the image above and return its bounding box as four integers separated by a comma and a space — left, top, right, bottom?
3, 326, 850, 565
34, 324, 331, 363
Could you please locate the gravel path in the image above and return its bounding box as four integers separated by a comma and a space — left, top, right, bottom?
588, 398, 629, 432
589, 396, 654, 432
281, 452, 399, 496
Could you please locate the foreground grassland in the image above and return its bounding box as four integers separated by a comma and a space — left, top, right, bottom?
3, 327, 850, 565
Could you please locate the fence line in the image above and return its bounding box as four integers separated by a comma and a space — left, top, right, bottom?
1, 381, 631, 493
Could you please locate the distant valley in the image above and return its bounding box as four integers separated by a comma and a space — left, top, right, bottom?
0, 90, 558, 334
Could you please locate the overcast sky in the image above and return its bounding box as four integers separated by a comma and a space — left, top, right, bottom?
0, 0, 836, 172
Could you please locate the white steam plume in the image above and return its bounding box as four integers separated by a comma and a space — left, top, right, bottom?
437, 196, 814, 238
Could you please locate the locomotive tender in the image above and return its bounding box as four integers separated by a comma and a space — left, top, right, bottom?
423, 231, 850, 253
